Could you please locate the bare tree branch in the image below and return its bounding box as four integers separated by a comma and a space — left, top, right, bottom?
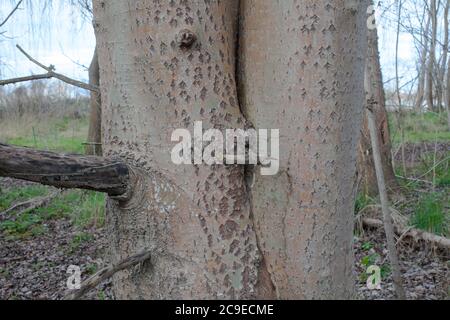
0, 143, 130, 197
64, 250, 152, 300
0, 73, 52, 86
12, 45, 99, 93
0, 0, 24, 28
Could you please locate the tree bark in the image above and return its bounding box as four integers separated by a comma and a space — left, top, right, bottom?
238, 0, 368, 299
85, 47, 103, 156
358, 24, 398, 196
93, 0, 272, 300
0, 143, 129, 197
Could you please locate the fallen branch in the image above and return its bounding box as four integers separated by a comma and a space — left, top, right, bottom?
0, 45, 99, 93
64, 250, 152, 300
0, 143, 130, 197
362, 217, 450, 250
0, 189, 62, 219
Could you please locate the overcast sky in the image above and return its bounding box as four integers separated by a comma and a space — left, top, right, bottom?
0, 1, 417, 93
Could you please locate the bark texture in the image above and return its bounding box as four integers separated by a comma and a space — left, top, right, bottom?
93, 0, 272, 299
86, 47, 103, 156
238, 0, 368, 299
358, 25, 397, 196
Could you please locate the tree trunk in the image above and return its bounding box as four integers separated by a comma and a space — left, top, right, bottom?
93, 0, 272, 300
358, 24, 398, 196
85, 47, 102, 156
437, 0, 448, 113
426, 0, 437, 111
414, 14, 431, 112
447, 54, 450, 130
238, 0, 368, 299
444, 1, 450, 131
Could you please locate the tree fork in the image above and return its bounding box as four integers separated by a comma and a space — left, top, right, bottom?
0, 143, 131, 198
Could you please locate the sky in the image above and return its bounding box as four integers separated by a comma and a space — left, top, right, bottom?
0, 1, 95, 84
0, 1, 421, 95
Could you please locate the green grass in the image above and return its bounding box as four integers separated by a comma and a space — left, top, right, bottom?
355, 193, 376, 214
0, 185, 49, 212
0, 212, 45, 238
7, 136, 85, 154
2, 116, 88, 154
0, 189, 105, 239
411, 193, 449, 237
418, 154, 450, 187
389, 111, 450, 144
36, 190, 106, 228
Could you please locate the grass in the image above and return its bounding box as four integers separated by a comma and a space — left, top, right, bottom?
35, 190, 106, 228
411, 193, 449, 237
0, 190, 105, 239
389, 111, 450, 144
355, 193, 376, 214
0, 115, 88, 154
0, 185, 49, 212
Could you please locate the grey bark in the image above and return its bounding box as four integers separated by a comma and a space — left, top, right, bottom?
238, 0, 369, 299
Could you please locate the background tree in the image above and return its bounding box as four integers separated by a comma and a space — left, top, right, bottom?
358, 19, 398, 196
426, 0, 438, 111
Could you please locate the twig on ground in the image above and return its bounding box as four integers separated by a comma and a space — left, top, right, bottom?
64, 250, 152, 300
0, 190, 62, 219
361, 216, 450, 250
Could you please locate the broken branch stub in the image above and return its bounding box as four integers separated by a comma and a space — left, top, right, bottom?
0, 143, 130, 198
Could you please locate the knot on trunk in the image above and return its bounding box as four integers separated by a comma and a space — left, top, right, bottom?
176, 29, 197, 49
